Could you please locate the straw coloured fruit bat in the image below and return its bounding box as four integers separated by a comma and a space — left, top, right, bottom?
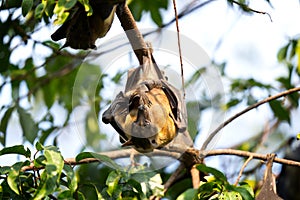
102, 46, 193, 153
51, 1, 117, 50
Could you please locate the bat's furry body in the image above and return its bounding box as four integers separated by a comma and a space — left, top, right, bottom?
102, 47, 192, 153
51, 1, 116, 50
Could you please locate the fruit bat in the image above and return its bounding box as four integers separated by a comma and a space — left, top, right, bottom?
102, 46, 193, 153
51, 1, 117, 50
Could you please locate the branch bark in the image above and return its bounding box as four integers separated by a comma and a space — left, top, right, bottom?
116, 3, 147, 64
201, 87, 300, 150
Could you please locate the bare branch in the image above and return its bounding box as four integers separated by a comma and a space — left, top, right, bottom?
21, 147, 300, 172
234, 155, 253, 185
229, 0, 272, 22
116, 3, 147, 64
201, 87, 300, 150
204, 148, 300, 167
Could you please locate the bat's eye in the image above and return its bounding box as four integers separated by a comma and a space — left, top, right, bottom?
151, 139, 156, 145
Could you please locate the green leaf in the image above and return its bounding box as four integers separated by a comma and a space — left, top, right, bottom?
0, 145, 31, 158
35, 141, 44, 151
35, 2, 45, 18
21, 0, 33, 16
0, 107, 14, 145
127, 179, 144, 196
78, 0, 92, 15
128, 0, 168, 26
59, 0, 77, 10
76, 152, 121, 170
196, 164, 227, 183
57, 190, 73, 199
185, 68, 206, 87
42, 40, 60, 51
17, 106, 39, 144
39, 127, 57, 145
106, 171, 121, 196
269, 99, 290, 123
63, 164, 78, 192
33, 146, 64, 199
177, 188, 197, 200
7, 161, 30, 195
277, 44, 289, 62
150, 8, 163, 26
225, 98, 240, 109
232, 186, 254, 200
220, 191, 243, 200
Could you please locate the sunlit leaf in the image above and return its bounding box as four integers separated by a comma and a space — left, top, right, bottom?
33, 146, 64, 199
296, 39, 300, 75
7, 161, 30, 195
106, 170, 121, 196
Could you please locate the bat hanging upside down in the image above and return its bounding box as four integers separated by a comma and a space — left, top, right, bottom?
102, 45, 193, 153
51, 0, 117, 50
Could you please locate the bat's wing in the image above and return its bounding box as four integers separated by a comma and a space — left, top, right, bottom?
102, 92, 129, 143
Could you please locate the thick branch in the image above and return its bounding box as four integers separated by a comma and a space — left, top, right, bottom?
201, 87, 300, 150
21, 147, 300, 172
116, 3, 147, 64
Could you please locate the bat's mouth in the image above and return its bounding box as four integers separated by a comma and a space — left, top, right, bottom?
122, 136, 157, 153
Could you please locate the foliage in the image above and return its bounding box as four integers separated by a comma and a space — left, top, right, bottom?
0, 0, 299, 199
178, 164, 254, 200
0, 144, 165, 199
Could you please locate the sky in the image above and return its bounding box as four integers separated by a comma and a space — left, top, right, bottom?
1, 0, 300, 171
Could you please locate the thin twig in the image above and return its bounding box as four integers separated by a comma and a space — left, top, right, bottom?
163, 163, 186, 192
229, 0, 272, 22
234, 155, 253, 185
201, 87, 300, 150
172, 0, 185, 98
203, 149, 300, 167
21, 147, 300, 172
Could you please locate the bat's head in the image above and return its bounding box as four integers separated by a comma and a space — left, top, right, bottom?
122, 135, 159, 153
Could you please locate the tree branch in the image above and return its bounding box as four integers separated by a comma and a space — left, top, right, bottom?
201, 87, 300, 150
229, 0, 272, 22
21, 147, 300, 172
116, 3, 147, 64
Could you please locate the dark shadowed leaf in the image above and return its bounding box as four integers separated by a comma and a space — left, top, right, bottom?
17, 106, 39, 144
196, 164, 227, 182
269, 100, 290, 123
0, 145, 31, 158
0, 107, 14, 145
277, 44, 289, 62
177, 188, 197, 200
76, 152, 121, 170
21, 0, 33, 16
